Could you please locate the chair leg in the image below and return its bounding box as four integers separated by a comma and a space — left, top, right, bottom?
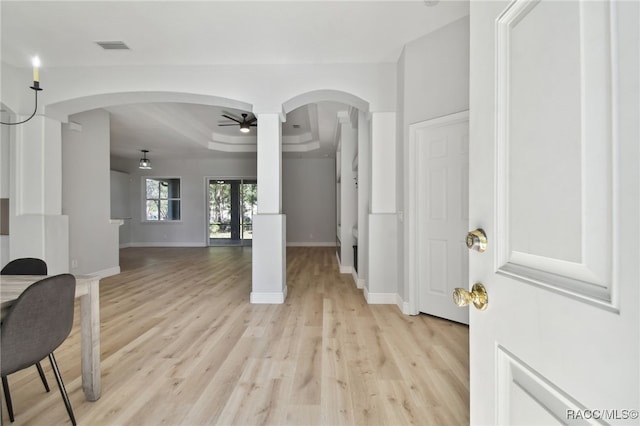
1, 376, 14, 422
35, 362, 50, 392
48, 353, 76, 426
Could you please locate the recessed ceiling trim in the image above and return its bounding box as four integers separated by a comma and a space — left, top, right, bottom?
283, 132, 314, 145
95, 41, 130, 50
283, 141, 321, 152
211, 131, 257, 144
208, 141, 256, 153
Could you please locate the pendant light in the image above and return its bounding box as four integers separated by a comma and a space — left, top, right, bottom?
139, 150, 152, 169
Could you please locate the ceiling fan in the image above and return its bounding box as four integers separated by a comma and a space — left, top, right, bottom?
218, 112, 257, 133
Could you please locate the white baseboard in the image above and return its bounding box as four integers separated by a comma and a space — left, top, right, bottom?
250, 286, 288, 304
335, 252, 353, 274
119, 242, 133, 249
287, 242, 337, 247
363, 287, 397, 304
340, 264, 353, 274
91, 266, 120, 279
396, 294, 414, 315
356, 277, 365, 290
128, 242, 207, 248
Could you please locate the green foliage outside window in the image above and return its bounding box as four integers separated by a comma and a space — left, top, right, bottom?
145, 178, 181, 221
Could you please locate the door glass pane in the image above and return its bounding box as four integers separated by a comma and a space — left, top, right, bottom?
209, 181, 231, 239
241, 182, 257, 240
208, 179, 257, 245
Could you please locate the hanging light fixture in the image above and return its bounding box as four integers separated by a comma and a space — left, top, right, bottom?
1, 57, 43, 126
139, 150, 152, 169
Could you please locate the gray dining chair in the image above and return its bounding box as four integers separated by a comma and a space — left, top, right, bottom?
0, 258, 48, 276
1, 274, 77, 425
0, 258, 51, 397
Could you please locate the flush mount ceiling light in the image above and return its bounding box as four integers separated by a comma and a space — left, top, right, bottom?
1, 57, 43, 126
139, 150, 152, 169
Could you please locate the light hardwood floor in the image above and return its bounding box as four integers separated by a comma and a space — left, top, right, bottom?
1, 247, 469, 425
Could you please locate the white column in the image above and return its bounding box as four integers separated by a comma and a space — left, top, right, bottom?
251, 112, 287, 304
337, 110, 357, 272
356, 110, 370, 288
367, 112, 398, 304
10, 116, 69, 273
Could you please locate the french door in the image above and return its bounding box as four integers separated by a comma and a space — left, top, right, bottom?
208, 179, 257, 246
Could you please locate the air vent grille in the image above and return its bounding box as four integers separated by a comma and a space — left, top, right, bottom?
95, 41, 130, 50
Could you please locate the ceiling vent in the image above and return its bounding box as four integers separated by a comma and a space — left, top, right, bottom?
95, 41, 130, 50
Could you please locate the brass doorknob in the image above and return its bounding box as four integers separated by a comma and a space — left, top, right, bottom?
453, 283, 488, 310
466, 228, 488, 252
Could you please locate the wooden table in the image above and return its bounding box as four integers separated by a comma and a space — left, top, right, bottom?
0, 274, 101, 401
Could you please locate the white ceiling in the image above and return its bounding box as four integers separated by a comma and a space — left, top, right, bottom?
1, 0, 470, 161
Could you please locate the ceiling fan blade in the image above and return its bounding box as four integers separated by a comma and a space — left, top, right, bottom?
250, 124, 257, 127
221, 114, 241, 124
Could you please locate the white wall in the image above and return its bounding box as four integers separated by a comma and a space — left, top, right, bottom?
283, 158, 336, 245
62, 109, 120, 277
397, 16, 471, 303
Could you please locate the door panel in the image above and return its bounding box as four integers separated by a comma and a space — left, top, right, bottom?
470, 1, 638, 424
495, 0, 615, 302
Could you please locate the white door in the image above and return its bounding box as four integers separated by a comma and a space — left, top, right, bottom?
468, 1, 639, 424
410, 112, 469, 324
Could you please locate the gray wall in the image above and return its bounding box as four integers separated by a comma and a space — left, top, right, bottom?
110, 169, 131, 247
109, 155, 336, 247
396, 16, 470, 301
0, 110, 11, 267
283, 158, 336, 245
116, 156, 257, 246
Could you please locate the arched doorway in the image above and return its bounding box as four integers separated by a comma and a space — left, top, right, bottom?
281, 90, 371, 292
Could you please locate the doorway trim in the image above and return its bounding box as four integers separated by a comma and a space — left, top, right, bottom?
406, 110, 470, 315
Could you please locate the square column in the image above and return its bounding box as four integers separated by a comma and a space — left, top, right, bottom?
9, 116, 69, 273
367, 112, 398, 304
251, 113, 287, 303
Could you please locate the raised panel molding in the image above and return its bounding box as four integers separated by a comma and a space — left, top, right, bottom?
426, 239, 447, 295
494, 0, 617, 308
496, 346, 590, 425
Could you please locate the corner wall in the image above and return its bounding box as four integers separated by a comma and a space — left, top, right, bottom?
62, 109, 120, 277
396, 16, 470, 309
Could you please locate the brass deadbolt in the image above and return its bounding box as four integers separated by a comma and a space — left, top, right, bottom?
466, 229, 488, 253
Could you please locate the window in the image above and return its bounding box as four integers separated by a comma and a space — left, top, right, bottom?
144, 178, 181, 221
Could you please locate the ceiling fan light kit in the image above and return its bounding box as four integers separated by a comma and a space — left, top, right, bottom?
219, 112, 257, 133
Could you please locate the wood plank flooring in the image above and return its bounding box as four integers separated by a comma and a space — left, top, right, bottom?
1, 247, 469, 425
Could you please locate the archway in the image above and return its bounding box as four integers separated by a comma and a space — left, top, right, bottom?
281, 89, 371, 293
47, 91, 253, 123
47, 91, 257, 278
